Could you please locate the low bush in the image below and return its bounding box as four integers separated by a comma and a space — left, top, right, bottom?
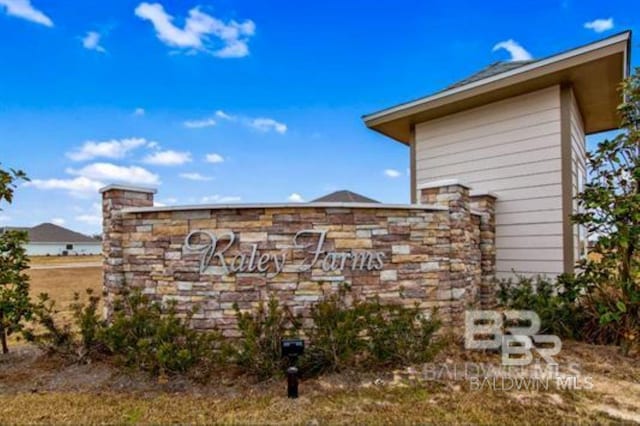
300, 290, 442, 376
578, 282, 634, 347
299, 291, 369, 376
230, 297, 301, 380
26, 286, 443, 381
497, 273, 638, 354
23, 292, 79, 358
103, 291, 224, 379
496, 274, 585, 339
25, 289, 225, 380
366, 301, 441, 367
571, 267, 639, 353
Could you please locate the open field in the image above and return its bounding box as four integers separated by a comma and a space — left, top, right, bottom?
30, 255, 102, 266
28, 256, 102, 271
27, 267, 102, 316
4, 267, 103, 346
0, 267, 638, 424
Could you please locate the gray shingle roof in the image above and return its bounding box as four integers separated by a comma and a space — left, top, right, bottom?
446, 60, 534, 90
0, 223, 99, 243
312, 190, 379, 203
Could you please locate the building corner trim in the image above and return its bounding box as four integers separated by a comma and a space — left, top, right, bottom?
560, 84, 575, 274
410, 125, 417, 203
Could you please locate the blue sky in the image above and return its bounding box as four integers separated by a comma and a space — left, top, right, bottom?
0, 0, 637, 235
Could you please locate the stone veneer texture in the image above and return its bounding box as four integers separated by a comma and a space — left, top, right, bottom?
102, 184, 495, 336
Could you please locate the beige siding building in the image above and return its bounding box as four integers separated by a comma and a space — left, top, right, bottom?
364, 32, 631, 278
415, 86, 564, 277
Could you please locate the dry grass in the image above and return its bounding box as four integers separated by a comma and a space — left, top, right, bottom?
5, 267, 103, 346
1, 267, 637, 424
29, 255, 101, 266
3, 340, 638, 424
27, 267, 102, 317
0, 382, 615, 425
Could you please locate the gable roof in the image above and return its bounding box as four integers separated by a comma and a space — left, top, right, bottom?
312, 190, 379, 203
0, 223, 99, 244
364, 31, 631, 144
446, 61, 534, 89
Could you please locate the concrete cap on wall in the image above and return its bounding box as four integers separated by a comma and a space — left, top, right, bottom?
470, 190, 498, 199
99, 184, 158, 194
417, 179, 471, 190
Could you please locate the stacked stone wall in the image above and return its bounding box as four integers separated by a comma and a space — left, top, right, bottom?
101, 182, 495, 335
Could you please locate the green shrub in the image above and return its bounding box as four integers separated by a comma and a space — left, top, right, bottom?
496, 274, 585, 338
102, 290, 223, 378
71, 289, 108, 358
300, 290, 442, 376
497, 273, 639, 352
26, 289, 224, 380
569, 68, 640, 355
27, 286, 443, 381
23, 292, 78, 358
231, 297, 301, 380
299, 291, 370, 376
0, 166, 29, 354
572, 273, 639, 352
366, 301, 441, 367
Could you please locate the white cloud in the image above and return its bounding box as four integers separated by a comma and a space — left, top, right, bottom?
584, 18, 614, 33
288, 193, 304, 203
0, 214, 12, 224
51, 217, 65, 226
134, 2, 255, 58
133, 107, 145, 116
249, 118, 287, 134
25, 176, 104, 197
184, 117, 216, 128
205, 153, 224, 164
67, 138, 151, 161
492, 39, 533, 61
201, 195, 241, 203
75, 202, 103, 226
0, 0, 53, 27
76, 214, 102, 225
184, 110, 237, 128
82, 31, 106, 53
143, 150, 192, 166
67, 163, 159, 185
179, 172, 213, 181
384, 169, 401, 178
205, 110, 287, 134
215, 110, 235, 120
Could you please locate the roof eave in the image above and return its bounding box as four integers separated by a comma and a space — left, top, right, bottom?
363, 31, 631, 144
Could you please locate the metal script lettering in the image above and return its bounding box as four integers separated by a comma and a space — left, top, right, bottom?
183, 229, 385, 276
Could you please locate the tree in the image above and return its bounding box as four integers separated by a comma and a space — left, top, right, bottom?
0, 165, 29, 353
572, 68, 640, 352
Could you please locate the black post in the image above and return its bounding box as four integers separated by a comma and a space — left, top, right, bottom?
282, 338, 304, 399
287, 366, 299, 399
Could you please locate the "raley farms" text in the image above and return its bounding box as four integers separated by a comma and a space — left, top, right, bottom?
183, 229, 386, 276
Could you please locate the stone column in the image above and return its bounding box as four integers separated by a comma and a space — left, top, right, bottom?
471, 192, 497, 309
100, 184, 156, 317
420, 179, 472, 329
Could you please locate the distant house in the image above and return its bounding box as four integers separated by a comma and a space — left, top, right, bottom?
0, 223, 101, 256
312, 190, 379, 203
